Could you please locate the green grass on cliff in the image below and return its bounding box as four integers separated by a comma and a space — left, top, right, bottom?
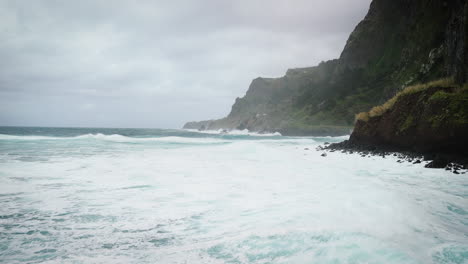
356, 78, 457, 122
427, 84, 468, 128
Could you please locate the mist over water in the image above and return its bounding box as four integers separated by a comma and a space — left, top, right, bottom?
0, 127, 467, 263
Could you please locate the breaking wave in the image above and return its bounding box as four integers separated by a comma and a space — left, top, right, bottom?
0, 133, 229, 143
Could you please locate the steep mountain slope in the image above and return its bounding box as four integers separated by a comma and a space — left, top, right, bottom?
184, 0, 467, 136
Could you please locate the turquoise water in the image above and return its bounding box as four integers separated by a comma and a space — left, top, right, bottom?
0, 127, 467, 263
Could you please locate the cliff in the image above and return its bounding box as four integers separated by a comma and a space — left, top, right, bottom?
330, 0, 468, 162
184, 0, 468, 136
350, 79, 468, 154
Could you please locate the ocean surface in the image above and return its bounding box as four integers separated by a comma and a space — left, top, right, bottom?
0, 127, 467, 264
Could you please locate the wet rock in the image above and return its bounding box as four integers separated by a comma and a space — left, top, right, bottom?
423, 153, 435, 161
425, 157, 449, 168
321, 153, 327, 157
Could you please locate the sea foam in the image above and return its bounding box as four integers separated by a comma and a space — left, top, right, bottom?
0, 128, 466, 264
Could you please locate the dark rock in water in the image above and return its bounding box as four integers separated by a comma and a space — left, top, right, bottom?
324, 142, 330, 145
425, 157, 449, 168
423, 154, 435, 161
321, 153, 327, 157
304, 148, 309, 150
326, 135, 467, 174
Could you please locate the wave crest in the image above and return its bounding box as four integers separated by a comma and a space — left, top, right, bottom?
0, 133, 229, 144
184, 129, 282, 137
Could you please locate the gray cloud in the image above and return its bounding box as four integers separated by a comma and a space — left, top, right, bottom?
0, 0, 371, 128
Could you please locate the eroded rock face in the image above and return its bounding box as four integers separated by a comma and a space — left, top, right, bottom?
184, 0, 467, 136
445, 0, 468, 84
350, 86, 468, 155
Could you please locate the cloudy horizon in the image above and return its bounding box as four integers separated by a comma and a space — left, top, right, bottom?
0, 0, 371, 129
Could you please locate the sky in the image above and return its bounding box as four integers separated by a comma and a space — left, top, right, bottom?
0, 0, 371, 128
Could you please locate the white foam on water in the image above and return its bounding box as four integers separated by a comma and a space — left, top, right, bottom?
184, 129, 283, 136
74, 134, 229, 144
0, 133, 230, 144
0, 136, 466, 263
0, 134, 66, 140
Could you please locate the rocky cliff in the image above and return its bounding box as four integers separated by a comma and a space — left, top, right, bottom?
184, 0, 468, 136
326, 79, 468, 169
350, 79, 467, 154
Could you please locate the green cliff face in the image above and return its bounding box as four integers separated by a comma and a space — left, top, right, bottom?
184, 0, 467, 136
350, 79, 468, 154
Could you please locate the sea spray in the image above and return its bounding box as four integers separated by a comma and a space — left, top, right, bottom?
0, 127, 466, 263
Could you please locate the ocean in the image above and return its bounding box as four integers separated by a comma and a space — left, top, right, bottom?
0, 127, 466, 263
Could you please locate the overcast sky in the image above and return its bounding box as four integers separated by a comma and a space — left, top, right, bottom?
0, 0, 371, 128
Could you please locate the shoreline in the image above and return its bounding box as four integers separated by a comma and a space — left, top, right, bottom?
321, 140, 468, 174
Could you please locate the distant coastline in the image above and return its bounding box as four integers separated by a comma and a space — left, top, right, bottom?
184, 0, 468, 169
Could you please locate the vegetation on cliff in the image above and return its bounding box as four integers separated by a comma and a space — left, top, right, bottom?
184, 0, 467, 136
355, 78, 460, 122
349, 78, 468, 154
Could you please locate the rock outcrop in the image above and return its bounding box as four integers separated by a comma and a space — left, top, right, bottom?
184, 0, 468, 136
327, 79, 468, 169
350, 82, 468, 155
333, 0, 468, 157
